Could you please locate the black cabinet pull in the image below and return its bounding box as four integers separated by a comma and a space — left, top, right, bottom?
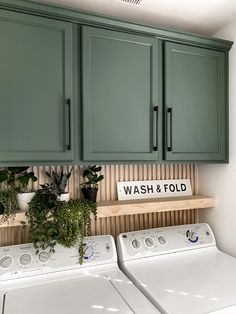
65, 98, 71, 151
167, 107, 172, 152
153, 106, 158, 152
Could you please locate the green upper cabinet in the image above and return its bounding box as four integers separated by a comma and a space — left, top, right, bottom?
82, 26, 161, 161
0, 10, 73, 163
164, 42, 227, 162
0, 2, 231, 164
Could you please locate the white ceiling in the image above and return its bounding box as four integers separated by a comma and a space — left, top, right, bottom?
32, 0, 236, 36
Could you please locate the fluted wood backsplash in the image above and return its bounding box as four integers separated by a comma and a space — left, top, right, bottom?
0, 164, 198, 246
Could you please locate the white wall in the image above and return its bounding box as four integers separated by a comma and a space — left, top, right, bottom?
199, 21, 236, 257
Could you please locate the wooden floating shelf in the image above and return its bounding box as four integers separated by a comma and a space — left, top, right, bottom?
97, 195, 215, 218
0, 212, 26, 228
0, 195, 214, 228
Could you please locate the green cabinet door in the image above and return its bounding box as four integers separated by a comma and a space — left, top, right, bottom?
165, 42, 227, 162
82, 26, 160, 161
0, 10, 73, 163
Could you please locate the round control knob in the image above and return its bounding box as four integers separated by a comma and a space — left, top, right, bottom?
38, 251, 50, 264
145, 237, 154, 248
0, 255, 13, 269
83, 245, 94, 260
131, 238, 141, 250
19, 253, 32, 266
157, 235, 167, 246
186, 230, 199, 243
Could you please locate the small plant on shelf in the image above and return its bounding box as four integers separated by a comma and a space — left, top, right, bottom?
45, 167, 73, 201
0, 167, 38, 211
80, 165, 104, 202
0, 167, 37, 193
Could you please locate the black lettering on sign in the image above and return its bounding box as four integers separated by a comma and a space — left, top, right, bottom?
133, 186, 140, 194
123, 186, 132, 195
156, 185, 161, 193
181, 184, 186, 191
147, 185, 154, 194
169, 184, 175, 192
164, 184, 168, 192
140, 185, 146, 194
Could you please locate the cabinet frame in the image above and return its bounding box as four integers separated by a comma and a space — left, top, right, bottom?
164, 42, 227, 162
0, 10, 74, 163
82, 26, 163, 161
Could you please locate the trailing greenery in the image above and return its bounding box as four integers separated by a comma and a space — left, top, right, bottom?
0, 167, 37, 193
25, 184, 59, 253
81, 165, 104, 189
0, 189, 17, 224
56, 199, 97, 264
45, 167, 74, 195
26, 186, 97, 264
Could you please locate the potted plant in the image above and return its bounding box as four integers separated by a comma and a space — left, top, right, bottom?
0, 189, 17, 224
45, 167, 74, 202
0, 167, 38, 211
56, 199, 97, 264
26, 183, 59, 253
80, 165, 104, 202
26, 185, 97, 264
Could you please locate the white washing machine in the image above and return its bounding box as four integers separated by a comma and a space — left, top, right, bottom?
0, 235, 159, 314
117, 223, 236, 314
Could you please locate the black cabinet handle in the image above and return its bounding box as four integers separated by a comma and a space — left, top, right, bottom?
167, 107, 172, 152
65, 98, 71, 151
153, 106, 158, 151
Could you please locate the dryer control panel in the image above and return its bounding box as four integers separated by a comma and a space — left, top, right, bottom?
0, 235, 116, 280
117, 223, 216, 262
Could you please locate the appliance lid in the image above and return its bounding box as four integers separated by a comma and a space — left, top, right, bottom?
121, 249, 236, 314
2, 274, 134, 314
208, 305, 236, 313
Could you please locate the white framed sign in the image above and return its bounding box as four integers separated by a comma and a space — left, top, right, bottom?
117, 179, 192, 201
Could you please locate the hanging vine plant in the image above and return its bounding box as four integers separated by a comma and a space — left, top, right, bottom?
0, 189, 17, 224
56, 199, 97, 264
26, 184, 97, 263
25, 183, 59, 253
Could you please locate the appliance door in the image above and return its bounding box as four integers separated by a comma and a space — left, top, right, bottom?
121, 249, 236, 314
3, 275, 134, 314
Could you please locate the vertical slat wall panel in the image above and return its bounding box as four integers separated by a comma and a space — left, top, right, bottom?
0, 164, 198, 245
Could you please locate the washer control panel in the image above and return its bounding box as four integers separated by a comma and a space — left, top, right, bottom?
0, 235, 116, 280
186, 229, 199, 243
117, 223, 216, 261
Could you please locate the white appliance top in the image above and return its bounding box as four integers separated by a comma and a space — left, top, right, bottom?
0, 235, 159, 314
117, 223, 236, 314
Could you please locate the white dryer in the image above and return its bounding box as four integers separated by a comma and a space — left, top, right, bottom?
117, 223, 236, 314
0, 235, 159, 314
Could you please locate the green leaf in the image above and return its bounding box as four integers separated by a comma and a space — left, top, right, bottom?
0, 171, 8, 183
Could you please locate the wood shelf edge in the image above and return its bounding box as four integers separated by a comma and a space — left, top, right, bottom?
97, 195, 215, 218
0, 212, 26, 228
0, 195, 215, 227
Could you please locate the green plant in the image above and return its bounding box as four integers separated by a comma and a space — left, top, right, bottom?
81, 165, 104, 189
0, 167, 37, 193
25, 184, 59, 253
26, 186, 97, 264
45, 167, 73, 195
0, 189, 17, 224
56, 199, 97, 264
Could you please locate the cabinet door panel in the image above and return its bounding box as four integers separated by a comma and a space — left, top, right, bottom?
165, 42, 226, 161
82, 26, 160, 161
0, 10, 73, 162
